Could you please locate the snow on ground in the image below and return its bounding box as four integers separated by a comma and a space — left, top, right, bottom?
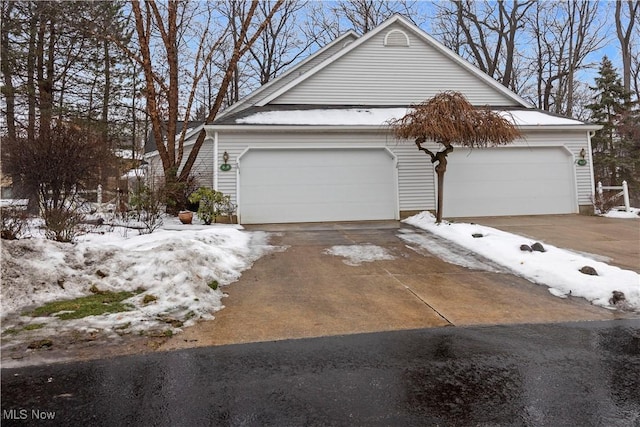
324, 245, 395, 266
404, 212, 640, 312
1, 216, 280, 340
602, 206, 640, 219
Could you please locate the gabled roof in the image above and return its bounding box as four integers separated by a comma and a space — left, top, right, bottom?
144, 121, 204, 154
215, 30, 360, 121
249, 14, 532, 109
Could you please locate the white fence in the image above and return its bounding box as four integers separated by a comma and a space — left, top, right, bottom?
597, 181, 630, 212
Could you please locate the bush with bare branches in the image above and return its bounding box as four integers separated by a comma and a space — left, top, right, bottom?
0, 206, 29, 240
2, 119, 110, 242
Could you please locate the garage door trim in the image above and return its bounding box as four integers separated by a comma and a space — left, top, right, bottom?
236, 146, 399, 224
439, 145, 578, 217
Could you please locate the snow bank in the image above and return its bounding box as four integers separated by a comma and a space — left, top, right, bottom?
404, 212, 640, 311
602, 207, 640, 219
1, 224, 277, 335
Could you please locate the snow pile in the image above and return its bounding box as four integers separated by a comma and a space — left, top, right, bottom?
602, 206, 640, 219
1, 223, 277, 336
404, 212, 640, 311
324, 244, 395, 266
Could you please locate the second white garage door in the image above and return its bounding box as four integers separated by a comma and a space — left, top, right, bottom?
238, 147, 398, 224
443, 147, 577, 217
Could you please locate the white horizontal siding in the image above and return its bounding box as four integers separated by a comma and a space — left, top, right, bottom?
386, 139, 436, 211
220, 33, 359, 118
216, 130, 435, 213
272, 22, 518, 107
144, 140, 214, 191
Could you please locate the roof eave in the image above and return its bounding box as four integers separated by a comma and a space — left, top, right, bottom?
205, 123, 602, 132
217, 30, 360, 120
517, 124, 603, 131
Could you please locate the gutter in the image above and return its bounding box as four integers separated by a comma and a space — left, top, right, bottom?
140, 123, 604, 157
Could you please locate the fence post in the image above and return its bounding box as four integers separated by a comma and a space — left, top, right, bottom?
597, 181, 603, 197
97, 184, 103, 213
622, 181, 630, 212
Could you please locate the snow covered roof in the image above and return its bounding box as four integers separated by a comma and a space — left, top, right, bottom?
225, 107, 592, 128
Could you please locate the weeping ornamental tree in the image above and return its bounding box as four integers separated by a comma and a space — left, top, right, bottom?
391, 91, 522, 223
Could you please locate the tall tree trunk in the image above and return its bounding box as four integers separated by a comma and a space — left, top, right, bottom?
433, 145, 453, 223
616, 1, 639, 100
1, 1, 16, 143
435, 167, 445, 224
27, 7, 37, 143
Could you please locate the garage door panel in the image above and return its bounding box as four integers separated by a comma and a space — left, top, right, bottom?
444, 147, 575, 217
239, 148, 397, 223
242, 182, 393, 204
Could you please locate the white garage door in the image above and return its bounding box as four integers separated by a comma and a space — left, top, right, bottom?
238, 148, 398, 224
443, 147, 576, 217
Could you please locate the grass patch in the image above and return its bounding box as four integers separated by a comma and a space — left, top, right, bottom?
208, 280, 219, 291
142, 294, 157, 304
24, 291, 137, 320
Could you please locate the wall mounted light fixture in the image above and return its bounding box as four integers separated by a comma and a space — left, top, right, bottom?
220, 151, 231, 171
577, 148, 587, 166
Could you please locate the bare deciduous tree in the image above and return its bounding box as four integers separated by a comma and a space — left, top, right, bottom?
2, 119, 108, 241
524, 0, 605, 116
391, 92, 521, 223
119, 0, 283, 211
615, 0, 640, 101
249, 0, 312, 86
434, 0, 534, 92
303, 0, 425, 47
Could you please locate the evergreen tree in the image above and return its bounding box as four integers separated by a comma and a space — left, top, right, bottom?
587, 56, 639, 194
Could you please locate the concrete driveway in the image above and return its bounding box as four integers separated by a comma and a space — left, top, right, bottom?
455, 214, 640, 273
161, 217, 636, 351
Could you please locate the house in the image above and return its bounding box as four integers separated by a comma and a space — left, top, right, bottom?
147, 15, 600, 224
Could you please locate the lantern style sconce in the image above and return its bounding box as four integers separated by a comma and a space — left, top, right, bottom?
577, 148, 587, 166
220, 151, 232, 171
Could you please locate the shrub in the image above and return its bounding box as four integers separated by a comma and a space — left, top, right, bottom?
43, 206, 84, 243
188, 187, 235, 225
592, 191, 619, 215
0, 206, 29, 240
130, 184, 164, 234
161, 168, 198, 215
189, 187, 218, 225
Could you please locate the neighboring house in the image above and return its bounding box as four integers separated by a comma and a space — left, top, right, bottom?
145, 120, 206, 186
146, 15, 600, 224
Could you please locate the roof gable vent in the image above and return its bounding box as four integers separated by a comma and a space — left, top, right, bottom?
384, 29, 410, 47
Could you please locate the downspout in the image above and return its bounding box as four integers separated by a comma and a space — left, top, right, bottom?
587, 130, 596, 213
587, 130, 596, 196
213, 131, 219, 190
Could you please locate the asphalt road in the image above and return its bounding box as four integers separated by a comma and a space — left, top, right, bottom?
2, 320, 639, 426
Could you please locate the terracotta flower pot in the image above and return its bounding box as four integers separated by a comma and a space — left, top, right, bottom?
178, 210, 193, 224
